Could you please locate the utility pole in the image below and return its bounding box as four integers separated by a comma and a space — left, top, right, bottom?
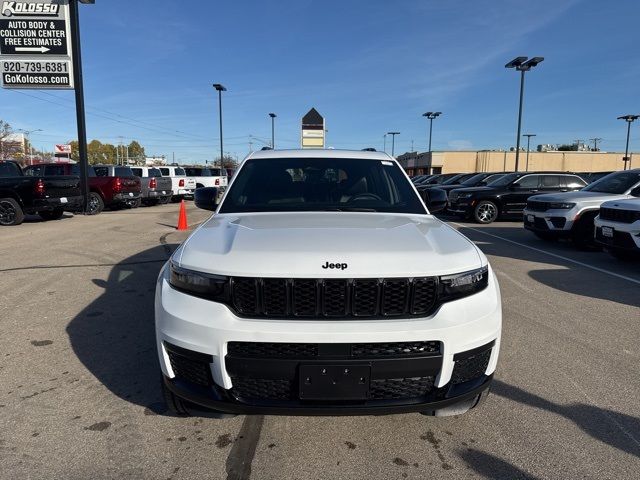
213, 84, 226, 170
422, 112, 442, 152
387, 132, 400, 157
573, 139, 584, 151
523, 134, 536, 171
618, 115, 639, 170
411, 139, 414, 152
383, 134, 387, 153
589, 137, 602, 151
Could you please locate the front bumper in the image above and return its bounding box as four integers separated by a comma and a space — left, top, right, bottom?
147, 190, 172, 199
113, 192, 141, 203
594, 218, 640, 250
523, 208, 577, 234
155, 264, 502, 414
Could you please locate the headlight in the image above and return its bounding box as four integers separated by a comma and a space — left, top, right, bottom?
169, 262, 229, 301
439, 266, 489, 302
549, 202, 576, 209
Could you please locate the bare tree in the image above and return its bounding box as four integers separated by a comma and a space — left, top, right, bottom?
0, 120, 24, 161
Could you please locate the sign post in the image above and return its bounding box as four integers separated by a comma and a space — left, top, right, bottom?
1, 0, 94, 212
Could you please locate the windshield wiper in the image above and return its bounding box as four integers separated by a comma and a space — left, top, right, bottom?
322, 207, 378, 212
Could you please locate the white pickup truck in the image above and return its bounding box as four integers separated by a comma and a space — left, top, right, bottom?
184, 166, 228, 189
158, 166, 196, 201
155, 149, 502, 418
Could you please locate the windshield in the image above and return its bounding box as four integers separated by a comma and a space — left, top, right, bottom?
441, 174, 465, 185
460, 173, 489, 186
582, 171, 640, 194
219, 157, 427, 214
486, 172, 521, 187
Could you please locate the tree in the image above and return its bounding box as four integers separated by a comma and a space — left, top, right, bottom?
0, 120, 24, 161
127, 141, 145, 162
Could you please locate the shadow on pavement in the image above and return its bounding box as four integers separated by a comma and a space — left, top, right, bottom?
492, 380, 640, 458
66, 244, 174, 413
459, 448, 541, 480
454, 225, 640, 308
23, 212, 76, 224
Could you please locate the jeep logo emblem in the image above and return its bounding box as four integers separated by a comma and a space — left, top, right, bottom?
322, 261, 347, 270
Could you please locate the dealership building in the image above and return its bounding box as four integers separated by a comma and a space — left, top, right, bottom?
396, 150, 637, 175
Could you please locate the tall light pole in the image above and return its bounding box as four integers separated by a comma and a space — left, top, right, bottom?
383, 133, 387, 153
505, 56, 544, 171
387, 132, 400, 157
617, 115, 639, 170
422, 112, 442, 152
269, 113, 276, 148
213, 83, 226, 169
17, 128, 42, 165
523, 133, 536, 171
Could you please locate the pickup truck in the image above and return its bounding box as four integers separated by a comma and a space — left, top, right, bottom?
92, 165, 142, 211
158, 166, 196, 201
24, 163, 142, 215
184, 166, 228, 189
130, 166, 173, 206
0, 160, 82, 226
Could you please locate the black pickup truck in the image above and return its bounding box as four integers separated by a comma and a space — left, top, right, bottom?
0, 161, 82, 226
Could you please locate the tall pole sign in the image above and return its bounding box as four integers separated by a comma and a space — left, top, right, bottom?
0, 0, 74, 88
1, 0, 93, 212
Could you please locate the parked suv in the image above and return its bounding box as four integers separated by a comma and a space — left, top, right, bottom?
438, 173, 507, 200
1, 160, 82, 225
92, 165, 142, 210
156, 149, 501, 418
448, 172, 587, 224
159, 166, 196, 201
594, 198, 640, 258
131, 166, 173, 206
523, 170, 640, 246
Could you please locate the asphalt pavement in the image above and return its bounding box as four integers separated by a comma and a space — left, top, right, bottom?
0, 205, 638, 480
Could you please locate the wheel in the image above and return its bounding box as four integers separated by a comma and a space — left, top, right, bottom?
571, 213, 599, 250
533, 231, 557, 241
473, 201, 499, 224
0, 198, 25, 226
143, 198, 159, 207
159, 196, 171, 205
133, 198, 142, 208
161, 376, 236, 419
87, 192, 104, 215
39, 208, 64, 221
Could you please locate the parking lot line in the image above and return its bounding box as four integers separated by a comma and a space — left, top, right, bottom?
451, 222, 640, 286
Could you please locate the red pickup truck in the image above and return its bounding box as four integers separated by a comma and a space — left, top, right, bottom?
24, 163, 141, 215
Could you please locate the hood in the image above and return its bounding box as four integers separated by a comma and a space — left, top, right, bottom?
528, 191, 633, 206
177, 212, 483, 278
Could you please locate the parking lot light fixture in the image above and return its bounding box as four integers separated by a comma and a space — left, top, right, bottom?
387, 132, 400, 157
617, 115, 639, 170
523, 133, 536, 171
269, 113, 276, 149
213, 83, 226, 169
505, 56, 544, 171
422, 112, 442, 152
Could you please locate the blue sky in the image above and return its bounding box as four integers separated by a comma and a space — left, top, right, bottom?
2, 0, 640, 162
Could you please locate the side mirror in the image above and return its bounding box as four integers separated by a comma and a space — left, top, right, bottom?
194, 187, 219, 211
421, 188, 447, 213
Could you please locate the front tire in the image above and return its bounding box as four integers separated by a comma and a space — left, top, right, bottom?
0, 198, 25, 226
39, 208, 64, 221
473, 201, 499, 224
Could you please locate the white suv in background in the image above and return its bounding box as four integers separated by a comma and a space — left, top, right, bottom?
524, 170, 640, 247
155, 149, 502, 418
594, 198, 640, 259
159, 166, 197, 201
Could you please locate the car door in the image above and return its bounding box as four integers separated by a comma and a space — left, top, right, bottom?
538, 175, 563, 193
502, 174, 540, 213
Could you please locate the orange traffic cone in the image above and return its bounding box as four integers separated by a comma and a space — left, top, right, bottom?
176, 200, 188, 231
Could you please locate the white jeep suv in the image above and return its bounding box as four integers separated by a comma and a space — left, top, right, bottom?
155, 149, 501, 417
594, 198, 640, 258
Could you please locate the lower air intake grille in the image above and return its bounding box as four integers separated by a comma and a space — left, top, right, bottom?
166, 344, 213, 387
351, 341, 441, 357
370, 377, 435, 399
231, 377, 293, 400
451, 348, 492, 384
227, 342, 319, 358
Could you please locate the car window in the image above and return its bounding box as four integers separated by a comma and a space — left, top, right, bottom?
566, 176, 587, 188
540, 175, 561, 188
148, 168, 162, 177
24, 165, 43, 176
220, 157, 427, 214
44, 165, 68, 176
514, 175, 539, 188
160, 168, 170, 176
114, 167, 133, 176
175, 167, 186, 176
94, 166, 109, 177
131, 168, 142, 176
184, 168, 203, 176
486, 172, 521, 186
582, 171, 640, 194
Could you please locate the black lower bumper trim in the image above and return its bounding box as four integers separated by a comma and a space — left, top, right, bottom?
163, 373, 494, 416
